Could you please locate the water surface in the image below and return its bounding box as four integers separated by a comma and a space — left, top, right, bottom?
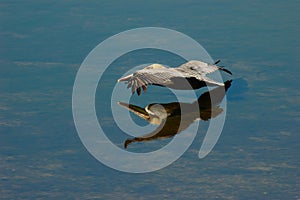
1, 1, 299, 199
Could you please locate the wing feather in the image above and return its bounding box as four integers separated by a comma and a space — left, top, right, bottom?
122, 69, 175, 95
178, 60, 232, 75
178, 60, 219, 75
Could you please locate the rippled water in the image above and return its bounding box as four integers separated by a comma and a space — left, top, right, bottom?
1, 1, 299, 199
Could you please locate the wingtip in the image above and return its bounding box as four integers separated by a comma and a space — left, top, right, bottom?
223, 68, 233, 75
214, 59, 221, 65
124, 139, 133, 149
118, 74, 132, 82
219, 67, 232, 75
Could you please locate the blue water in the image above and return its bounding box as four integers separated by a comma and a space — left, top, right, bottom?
1, 1, 299, 199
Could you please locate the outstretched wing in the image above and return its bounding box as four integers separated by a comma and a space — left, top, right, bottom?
118, 60, 232, 94
118, 68, 176, 95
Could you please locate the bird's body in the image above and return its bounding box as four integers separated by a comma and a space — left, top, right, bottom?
118, 60, 232, 95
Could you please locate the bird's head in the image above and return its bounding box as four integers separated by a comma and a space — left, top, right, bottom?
145, 104, 169, 124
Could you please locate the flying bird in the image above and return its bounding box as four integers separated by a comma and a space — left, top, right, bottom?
118, 60, 232, 95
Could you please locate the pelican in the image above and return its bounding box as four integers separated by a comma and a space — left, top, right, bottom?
119, 80, 232, 148
118, 60, 232, 95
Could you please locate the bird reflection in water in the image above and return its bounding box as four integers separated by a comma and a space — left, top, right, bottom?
118, 80, 232, 148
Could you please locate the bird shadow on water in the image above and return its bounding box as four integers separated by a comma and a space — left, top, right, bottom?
118, 80, 233, 149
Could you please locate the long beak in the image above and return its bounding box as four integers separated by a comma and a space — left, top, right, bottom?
117, 101, 150, 121
118, 74, 132, 82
